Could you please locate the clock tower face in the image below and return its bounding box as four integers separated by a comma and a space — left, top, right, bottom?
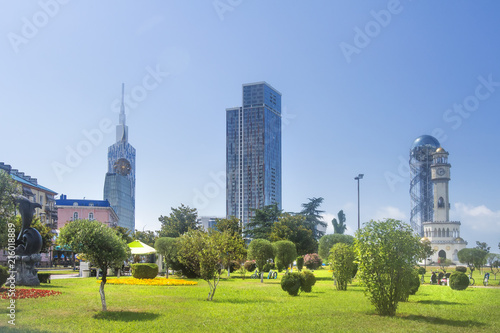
437, 167, 445, 176
114, 158, 131, 176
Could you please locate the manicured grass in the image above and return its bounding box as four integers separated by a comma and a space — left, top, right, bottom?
1, 269, 499, 332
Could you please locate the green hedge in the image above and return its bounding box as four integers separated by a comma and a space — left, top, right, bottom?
0, 265, 9, 287
131, 263, 158, 279
450, 272, 469, 290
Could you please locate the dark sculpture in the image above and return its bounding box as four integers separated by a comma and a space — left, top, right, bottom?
15, 196, 43, 256
13, 195, 43, 286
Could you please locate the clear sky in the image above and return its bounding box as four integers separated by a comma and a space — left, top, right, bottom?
1, 1, 499, 250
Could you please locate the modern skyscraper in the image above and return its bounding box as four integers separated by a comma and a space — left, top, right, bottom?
103, 84, 136, 232
409, 135, 440, 236
226, 82, 282, 231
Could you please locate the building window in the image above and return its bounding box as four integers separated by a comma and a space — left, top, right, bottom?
73, 212, 78, 220
89, 212, 94, 220
438, 197, 445, 208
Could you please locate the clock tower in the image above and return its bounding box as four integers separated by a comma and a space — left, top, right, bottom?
430, 147, 450, 222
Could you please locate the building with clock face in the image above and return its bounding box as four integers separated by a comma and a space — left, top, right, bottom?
103, 84, 136, 232
420, 146, 467, 264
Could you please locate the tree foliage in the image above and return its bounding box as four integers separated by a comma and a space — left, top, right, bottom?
273, 240, 297, 273
154, 237, 179, 279
13, 216, 53, 253
133, 229, 158, 247
419, 238, 435, 261
457, 248, 488, 273
355, 219, 421, 316
329, 243, 356, 291
158, 204, 198, 238
219, 231, 246, 278
475, 241, 490, 253
331, 210, 347, 234
244, 203, 281, 240
318, 234, 354, 261
215, 216, 242, 235
269, 213, 317, 255
299, 197, 327, 240
113, 225, 134, 244
247, 239, 274, 283
0, 170, 20, 248
59, 219, 129, 311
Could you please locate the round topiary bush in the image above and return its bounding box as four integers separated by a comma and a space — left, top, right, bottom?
131, 263, 158, 279
304, 253, 322, 270
281, 272, 303, 296
300, 270, 316, 293
409, 270, 420, 295
0, 265, 9, 287
228, 260, 241, 273
455, 266, 467, 273
296, 256, 304, 271
449, 271, 469, 290
262, 262, 275, 273
244, 260, 256, 272
417, 267, 426, 276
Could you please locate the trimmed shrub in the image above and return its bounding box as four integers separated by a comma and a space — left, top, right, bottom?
409, 270, 420, 295
243, 260, 256, 272
300, 270, 316, 293
304, 253, 322, 270
38, 273, 51, 283
296, 256, 304, 271
417, 267, 426, 276
281, 272, 303, 296
0, 265, 9, 287
456, 266, 467, 273
450, 272, 469, 290
276, 261, 285, 272
131, 263, 158, 279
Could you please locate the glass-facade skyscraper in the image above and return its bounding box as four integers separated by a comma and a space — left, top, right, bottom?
103, 84, 136, 232
226, 82, 282, 231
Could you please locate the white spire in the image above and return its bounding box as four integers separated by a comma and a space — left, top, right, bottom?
116, 83, 128, 142
119, 83, 126, 126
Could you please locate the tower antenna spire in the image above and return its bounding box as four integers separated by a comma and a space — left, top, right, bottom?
120, 83, 126, 126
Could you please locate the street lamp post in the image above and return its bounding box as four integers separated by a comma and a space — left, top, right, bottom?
354, 174, 364, 230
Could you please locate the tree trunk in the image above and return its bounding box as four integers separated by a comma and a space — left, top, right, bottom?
100, 267, 107, 311
260, 272, 264, 283
227, 263, 231, 278
165, 260, 169, 279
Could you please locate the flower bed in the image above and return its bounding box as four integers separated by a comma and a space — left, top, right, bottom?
0, 288, 62, 300
103, 277, 198, 286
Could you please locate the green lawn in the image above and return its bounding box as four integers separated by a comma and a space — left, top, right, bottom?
2, 269, 499, 332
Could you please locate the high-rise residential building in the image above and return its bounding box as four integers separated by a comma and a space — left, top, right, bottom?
226, 82, 282, 231
103, 84, 136, 232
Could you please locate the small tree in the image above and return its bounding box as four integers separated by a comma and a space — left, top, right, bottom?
219, 231, 246, 278
273, 240, 297, 273
355, 219, 421, 316
303, 253, 322, 270
438, 257, 453, 273
59, 219, 129, 311
329, 243, 356, 291
154, 237, 178, 279
158, 204, 198, 238
247, 239, 274, 283
457, 248, 488, 275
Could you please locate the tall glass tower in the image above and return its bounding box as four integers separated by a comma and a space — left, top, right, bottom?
226, 82, 282, 231
409, 135, 440, 236
103, 84, 136, 232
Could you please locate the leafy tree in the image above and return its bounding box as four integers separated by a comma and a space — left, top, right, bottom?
355, 219, 421, 316
486, 253, 500, 273
331, 210, 347, 234
0, 170, 20, 248
177, 229, 229, 300
113, 225, 133, 244
59, 219, 129, 311
219, 231, 246, 278
133, 229, 158, 247
419, 238, 435, 262
318, 234, 354, 261
158, 204, 198, 238
215, 216, 242, 235
154, 237, 179, 279
299, 197, 327, 240
475, 241, 490, 253
273, 240, 297, 273
329, 243, 356, 291
247, 239, 274, 283
244, 203, 281, 240
269, 213, 317, 255
457, 248, 488, 274
13, 216, 53, 253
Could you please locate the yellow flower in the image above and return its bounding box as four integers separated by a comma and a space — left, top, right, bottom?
101, 277, 198, 286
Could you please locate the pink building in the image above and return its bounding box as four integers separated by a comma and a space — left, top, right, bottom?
56, 194, 119, 229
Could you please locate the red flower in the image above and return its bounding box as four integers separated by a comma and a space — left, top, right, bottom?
0, 288, 62, 299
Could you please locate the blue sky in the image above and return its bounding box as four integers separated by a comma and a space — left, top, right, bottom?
1, 1, 499, 250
